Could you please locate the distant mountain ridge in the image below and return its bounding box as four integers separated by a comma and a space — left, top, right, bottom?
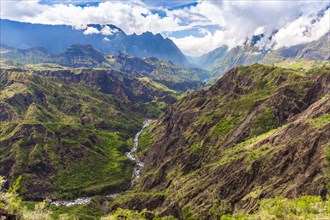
0, 44, 208, 91
0, 19, 188, 65
0, 44, 107, 67
194, 32, 330, 77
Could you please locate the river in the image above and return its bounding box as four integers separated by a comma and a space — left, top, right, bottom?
52, 119, 152, 207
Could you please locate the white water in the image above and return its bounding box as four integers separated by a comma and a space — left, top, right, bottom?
51, 120, 152, 207
126, 119, 152, 182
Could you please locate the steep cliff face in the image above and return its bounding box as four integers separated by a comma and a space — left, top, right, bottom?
110, 64, 330, 218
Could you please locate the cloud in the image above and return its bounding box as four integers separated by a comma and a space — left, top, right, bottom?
81, 25, 120, 36
170, 31, 223, 56
171, 1, 330, 56
101, 26, 119, 36
272, 8, 330, 49
0, 0, 47, 19
83, 27, 100, 35
0, 1, 187, 35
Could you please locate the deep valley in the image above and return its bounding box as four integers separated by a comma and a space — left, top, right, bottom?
0, 4, 329, 219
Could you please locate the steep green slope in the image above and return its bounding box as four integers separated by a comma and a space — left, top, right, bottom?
109, 64, 330, 219
210, 45, 264, 78
0, 67, 179, 200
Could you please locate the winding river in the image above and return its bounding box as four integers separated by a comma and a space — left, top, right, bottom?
52, 120, 152, 207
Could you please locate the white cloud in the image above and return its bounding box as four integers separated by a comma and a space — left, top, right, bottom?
101, 26, 119, 36
171, 1, 330, 56
0, 1, 186, 35
272, 8, 330, 49
0, 0, 46, 19
254, 26, 265, 36
83, 27, 100, 35
170, 31, 223, 56
73, 24, 88, 30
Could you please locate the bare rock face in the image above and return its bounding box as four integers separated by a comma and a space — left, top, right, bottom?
112, 64, 330, 218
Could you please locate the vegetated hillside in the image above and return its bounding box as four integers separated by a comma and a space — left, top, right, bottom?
0, 19, 188, 65
0, 44, 108, 68
197, 32, 329, 78
0, 67, 180, 200
263, 32, 330, 63
109, 64, 330, 219
207, 45, 265, 78
109, 53, 209, 91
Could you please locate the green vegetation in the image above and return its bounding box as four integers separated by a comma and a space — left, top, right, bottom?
222, 196, 330, 220
1, 174, 329, 219
0, 176, 52, 219
101, 208, 176, 220
211, 114, 244, 137
271, 60, 330, 72
208, 200, 232, 219
138, 131, 153, 153
50, 198, 105, 220
1, 176, 176, 219
250, 106, 279, 136
138, 121, 157, 153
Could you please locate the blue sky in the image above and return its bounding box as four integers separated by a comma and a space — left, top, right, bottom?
39, 0, 198, 9
1, 0, 329, 56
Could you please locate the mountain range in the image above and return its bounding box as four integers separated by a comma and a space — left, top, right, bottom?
1, 19, 329, 77
0, 44, 208, 92
0, 19, 188, 66
194, 32, 330, 77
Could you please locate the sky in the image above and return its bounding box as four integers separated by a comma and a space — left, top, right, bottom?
0, 0, 329, 56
